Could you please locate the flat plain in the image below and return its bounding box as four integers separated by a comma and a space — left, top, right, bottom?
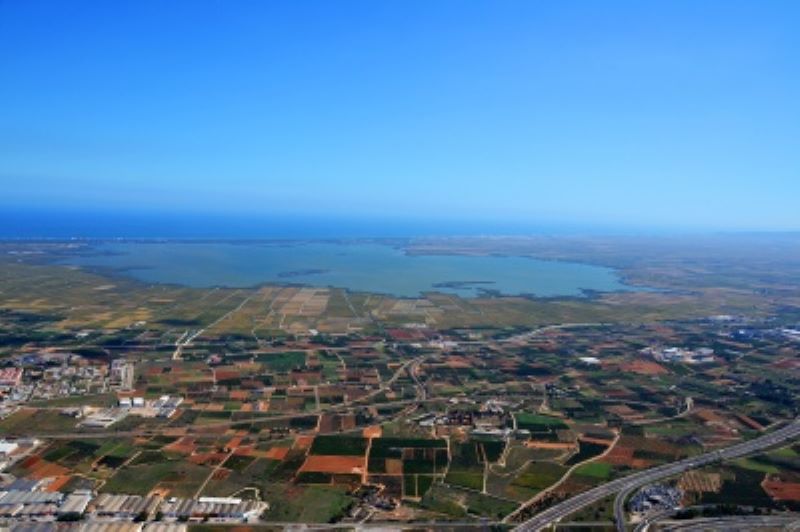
1, 235, 799, 526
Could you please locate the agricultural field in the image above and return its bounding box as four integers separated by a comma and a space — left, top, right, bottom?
1, 237, 800, 525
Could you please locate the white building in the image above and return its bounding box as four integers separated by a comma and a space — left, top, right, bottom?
0, 440, 19, 457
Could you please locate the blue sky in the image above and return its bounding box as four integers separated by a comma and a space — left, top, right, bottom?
1, 1, 799, 232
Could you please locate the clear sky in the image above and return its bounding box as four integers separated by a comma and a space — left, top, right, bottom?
1, 1, 799, 232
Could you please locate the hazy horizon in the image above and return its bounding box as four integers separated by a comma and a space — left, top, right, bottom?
4, 207, 800, 240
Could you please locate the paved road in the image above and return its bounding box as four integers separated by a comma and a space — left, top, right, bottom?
504, 430, 621, 523
655, 514, 800, 531
499, 323, 606, 344
513, 418, 800, 532
614, 483, 641, 532
613, 419, 797, 532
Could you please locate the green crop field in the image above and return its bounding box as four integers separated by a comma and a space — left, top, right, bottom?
257, 351, 307, 372
573, 461, 613, 479
512, 461, 567, 491
310, 435, 368, 456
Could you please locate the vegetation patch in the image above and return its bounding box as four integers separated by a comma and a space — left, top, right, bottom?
310, 435, 368, 456
574, 461, 613, 480
565, 440, 609, 466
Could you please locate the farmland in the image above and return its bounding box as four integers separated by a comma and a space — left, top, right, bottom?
1, 236, 800, 526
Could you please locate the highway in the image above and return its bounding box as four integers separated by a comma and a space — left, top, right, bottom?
499, 323, 607, 345
655, 515, 800, 531
513, 417, 800, 532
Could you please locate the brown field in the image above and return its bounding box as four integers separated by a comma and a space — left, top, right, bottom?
443, 355, 472, 369
385, 458, 403, 475
233, 446, 253, 456
693, 408, 727, 424
526, 441, 576, 450
735, 413, 765, 431
679, 471, 722, 493
294, 436, 314, 450
363, 425, 382, 439
579, 436, 615, 446
19, 456, 41, 470
278, 288, 330, 317
603, 446, 635, 465
763, 478, 800, 502
188, 452, 228, 466
28, 460, 70, 480
45, 475, 72, 492
264, 446, 290, 460
214, 369, 241, 381
318, 414, 339, 432
229, 390, 249, 401
166, 437, 197, 455
621, 360, 668, 375
299, 455, 365, 475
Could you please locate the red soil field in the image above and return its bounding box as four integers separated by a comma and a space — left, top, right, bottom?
295, 435, 314, 449
444, 356, 471, 369
45, 475, 71, 492
233, 446, 254, 456
363, 425, 382, 438
28, 460, 69, 480
299, 455, 365, 475
188, 452, 227, 466
579, 436, 615, 446
603, 446, 634, 465
621, 360, 668, 375
229, 390, 249, 400
264, 446, 290, 460
694, 408, 727, 424
763, 479, 800, 501
20, 456, 41, 469
166, 437, 197, 455
214, 370, 241, 381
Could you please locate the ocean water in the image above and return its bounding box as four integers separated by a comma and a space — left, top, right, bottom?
61, 241, 632, 298
0, 209, 627, 238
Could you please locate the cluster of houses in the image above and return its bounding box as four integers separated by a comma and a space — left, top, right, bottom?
0, 354, 140, 412
0, 357, 106, 407
415, 398, 532, 440
108, 361, 135, 391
